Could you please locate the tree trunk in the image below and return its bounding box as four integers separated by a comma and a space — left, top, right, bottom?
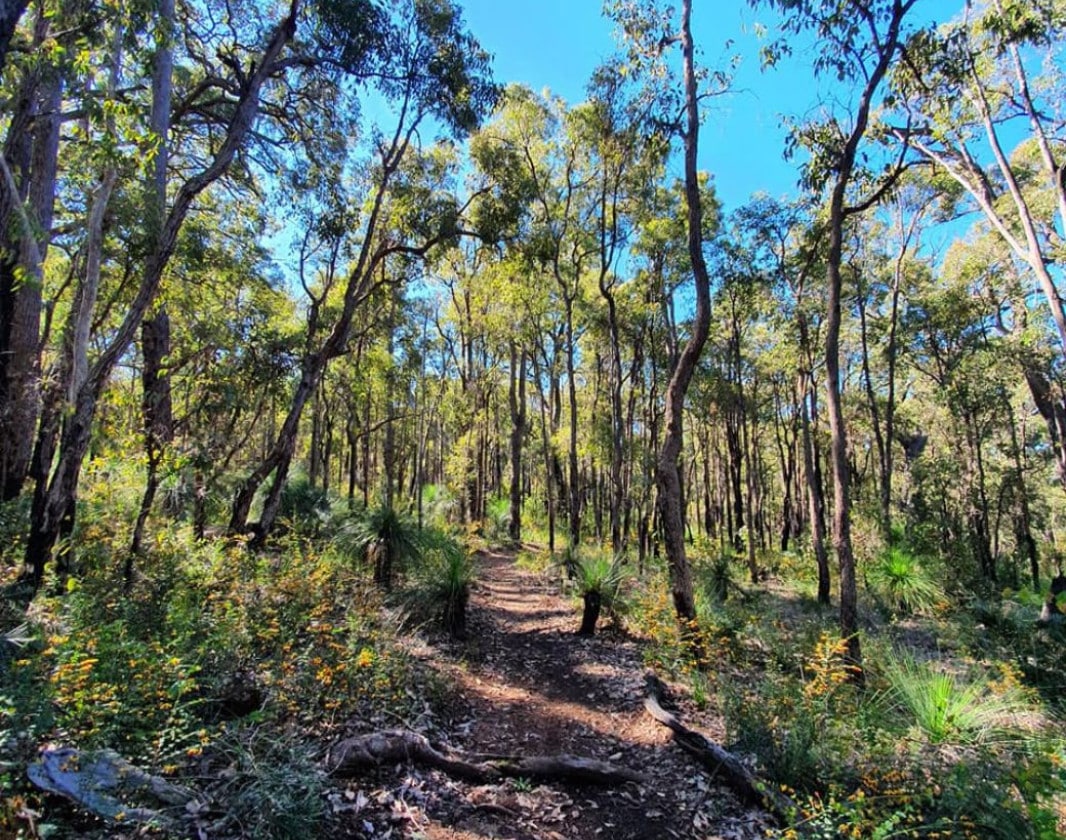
508, 342, 526, 544
801, 369, 831, 605
129, 0, 176, 569
857, 290, 889, 537
0, 9, 61, 501
578, 590, 602, 636
0, 0, 27, 72
656, 0, 709, 625
564, 298, 581, 549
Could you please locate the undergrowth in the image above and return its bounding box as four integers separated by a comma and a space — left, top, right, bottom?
0, 494, 453, 838
621, 545, 1066, 839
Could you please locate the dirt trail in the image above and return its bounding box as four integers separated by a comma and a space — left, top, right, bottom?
378, 548, 770, 840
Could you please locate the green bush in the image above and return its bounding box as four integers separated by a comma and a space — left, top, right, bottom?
210, 726, 327, 839
484, 494, 512, 544
403, 528, 476, 638
570, 551, 629, 635
421, 484, 458, 528
278, 477, 332, 536
334, 505, 423, 589
879, 652, 1029, 745
866, 546, 943, 616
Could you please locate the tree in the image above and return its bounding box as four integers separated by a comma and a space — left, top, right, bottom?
227, 0, 496, 542
890, 0, 1066, 494
0, 0, 26, 71
760, 0, 919, 672
23, 0, 302, 587
129, 0, 176, 571
610, 0, 728, 623
0, 2, 66, 500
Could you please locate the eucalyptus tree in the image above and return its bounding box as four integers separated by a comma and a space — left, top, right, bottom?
131, 0, 177, 566
899, 245, 1018, 583
577, 69, 664, 553
696, 239, 769, 582
758, 0, 920, 671
627, 178, 705, 568
470, 85, 600, 550
19, 0, 306, 588
225, 0, 495, 543
609, 0, 728, 624
736, 196, 834, 601
841, 175, 943, 541
890, 0, 1066, 494
0, 0, 77, 500
165, 212, 299, 539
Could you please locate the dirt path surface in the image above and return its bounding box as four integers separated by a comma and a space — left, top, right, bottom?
350, 549, 772, 839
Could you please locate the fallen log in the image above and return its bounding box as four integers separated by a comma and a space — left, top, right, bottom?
27, 747, 196, 829
643, 673, 795, 820
326, 729, 645, 786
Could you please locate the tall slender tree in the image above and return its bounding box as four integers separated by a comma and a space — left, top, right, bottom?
761, 0, 919, 671
610, 0, 728, 622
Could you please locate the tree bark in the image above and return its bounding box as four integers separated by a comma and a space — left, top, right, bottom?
801, 368, 831, 605
508, 341, 526, 544
129, 0, 176, 569
0, 9, 61, 501
817, 0, 913, 674
0, 0, 27, 72
655, 0, 710, 625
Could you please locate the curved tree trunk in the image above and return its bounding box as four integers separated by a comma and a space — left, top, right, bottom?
656, 0, 710, 625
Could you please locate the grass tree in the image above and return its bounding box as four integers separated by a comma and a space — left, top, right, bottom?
337, 505, 424, 591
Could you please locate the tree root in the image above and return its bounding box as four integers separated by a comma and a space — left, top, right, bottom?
643, 673, 795, 820
326, 729, 645, 786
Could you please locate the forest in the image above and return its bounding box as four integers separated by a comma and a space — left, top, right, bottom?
2, 0, 1066, 836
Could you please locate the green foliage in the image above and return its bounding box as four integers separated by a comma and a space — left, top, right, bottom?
334, 505, 424, 588
879, 652, 1029, 745
210, 726, 327, 839
0, 516, 431, 832
570, 550, 629, 614
402, 527, 475, 637
695, 546, 736, 604
483, 494, 511, 544
0, 496, 29, 568
278, 476, 332, 536
866, 546, 944, 616
421, 483, 458, 528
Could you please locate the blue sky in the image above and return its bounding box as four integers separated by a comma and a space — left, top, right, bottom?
455, 1, 963, 214
455, 1, 824, 212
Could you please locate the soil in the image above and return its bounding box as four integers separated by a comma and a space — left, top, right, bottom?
341, 547, 773, 839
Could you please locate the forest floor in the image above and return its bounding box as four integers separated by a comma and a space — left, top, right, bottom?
348, 548, 773, 839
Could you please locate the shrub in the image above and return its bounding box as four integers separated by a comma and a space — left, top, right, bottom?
570, 551, 629, 636
866, 546, 943, 616
277, 477, 332, 536
209, 726, 327, 839
880, 652, 1029, 745
484, 494, 512, 544
421, 484, 458, 528
334, 505, 423, 589
694, 547, 736, 603
403, 528, 476, 638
